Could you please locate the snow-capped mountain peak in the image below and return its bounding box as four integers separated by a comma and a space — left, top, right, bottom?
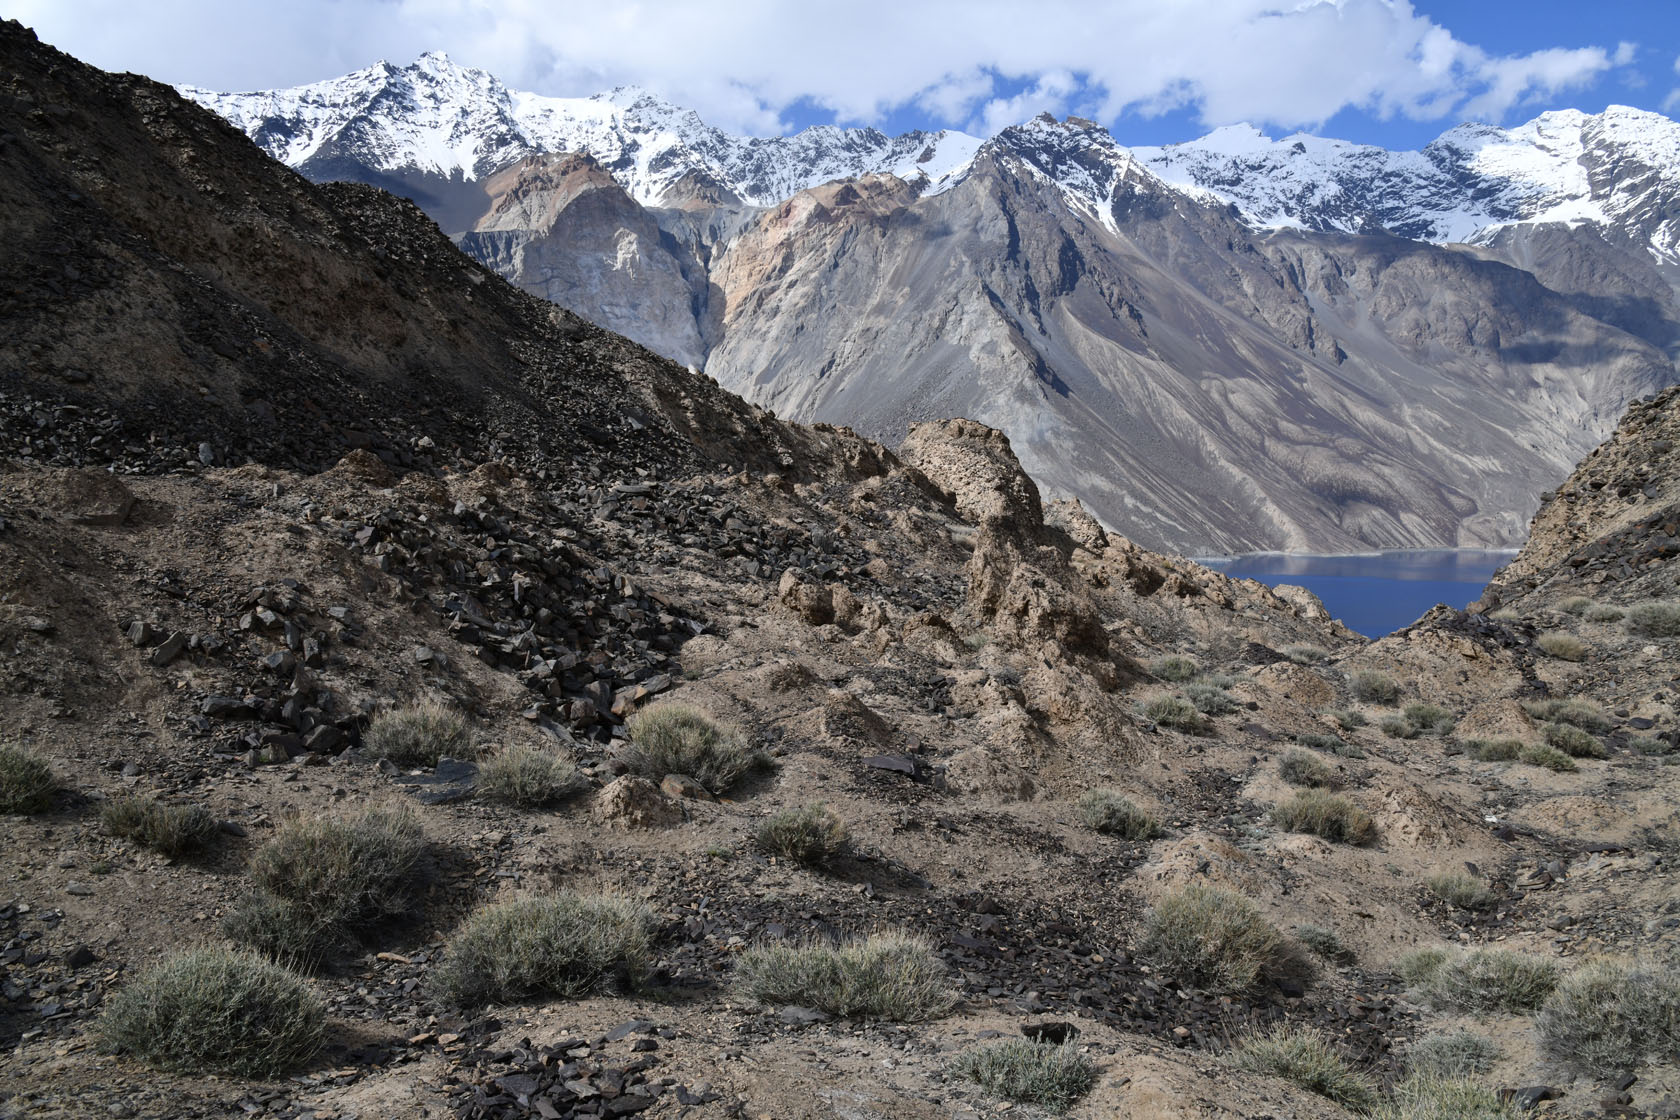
183, 56, 1680, 261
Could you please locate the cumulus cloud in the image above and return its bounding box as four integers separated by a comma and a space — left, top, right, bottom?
8, 0, 1637, 137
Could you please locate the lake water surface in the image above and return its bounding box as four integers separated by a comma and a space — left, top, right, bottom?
1199, 549, 1517, 638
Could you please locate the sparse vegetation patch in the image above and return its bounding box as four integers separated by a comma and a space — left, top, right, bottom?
1272, 789, 1376, 844
1139, 694, 1208, 731
97, 946, 324, 1077
950, 1039, 1097, 1113
1229, 1024, 1376, 1111
1350, 670, 1400, 704
757, 804, 849, 866
1278, 749, 1337, 788
1407, 1029, 1500, 1077
1372, 1074, 1521, 1120
1150, 654, 1199, 681
623, 703, 761, 793
1419, 948, 1559, 1013
225, 806, 425, 966
1283, 644, 1328, 664
1185, 681, 1238, 714
1077, 789, 1161, 839
1465, 738, 1523, 761
1536, 632, 1587, 661
101, 796, 218, 856
1543, 721, 1606, 759
0, 743, 57, 814
432, 892, 653, 1009
1140, 884, 1293, 994
1627, 601, 1680, 637
1535, 957, 1680, 1072
363, 700, 471, 766
735, 931, 954, 1021
475, 744, 577, 807
1425, 871, 1495, 910
1521, 697, 1610, 731
1519, 743, 1578, 771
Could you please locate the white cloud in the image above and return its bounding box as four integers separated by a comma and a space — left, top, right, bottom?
4, 0, 1639, 137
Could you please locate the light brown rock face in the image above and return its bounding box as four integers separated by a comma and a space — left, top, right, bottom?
458, 153, 711, 366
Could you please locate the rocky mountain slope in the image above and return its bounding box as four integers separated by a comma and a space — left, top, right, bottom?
3, 22, 1679, 1119
184, 58, 1680, 554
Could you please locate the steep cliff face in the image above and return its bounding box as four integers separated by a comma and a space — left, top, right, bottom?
458, 154, 714, 367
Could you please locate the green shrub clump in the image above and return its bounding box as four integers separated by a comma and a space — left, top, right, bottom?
1372, 1074, 1522, 1120
1535, 957, 1680, 1072
1425, 871, 1495, 910
623, 703, 761, 793
1403, 703, 1455, 736
1278, 749, 1337, 788
1293, 732, 1346, 753
1627, 602, 1680, 638
1230, 1024, 1376, 1111
432, 892, 653, 1009
1076, 789, 1161, 840
1519, 743, 1578, 772
1350, 670, 1401, 705
475, 744, 577, 807
1407, 1028, 1501, 1077
1328, 708, 1369, 730
1418, 948, 1560, 1013
1584, 604, 1625, 623
1294, 924, 1350, 963
1150, 654, 1200, 681
1139, 884, 1292, 994
757, 804, 849, 866
101, 796, 218, 856
1185, 682, 1238, 715
1272, 789, 1377, 845
1521, 697, 1611, 731
1536, 632, 1587, 661
0, 743, 57, 814
224, 806, 425, 967
1381, 714, 1421, 740
950, 1039, 1098, 1113
1139, 694, 1208, 732
735, 931, 954, 1021
1543, 722, 1606, 759
1465, 738, 1523, 762
1559, 596, 1594, 615
1283, 645, 1328, 665
97, 946, 324, 1077
363, 700, 471, 766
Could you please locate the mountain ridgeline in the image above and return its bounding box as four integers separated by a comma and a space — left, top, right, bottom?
187, 54, 1680, 554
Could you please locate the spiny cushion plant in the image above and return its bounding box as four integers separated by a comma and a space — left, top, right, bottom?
756, 803, 849, 867
96, 946, 325, 1077
622, 703, 761, 793
1139, 694, 1208, 732
224, 805, 425, 966
0, 743, 57, 814
1272, 789, 1377, 845
1076, 789, 1161, 839
1535, 957, 1680, 1072
432, 892, 653, 1009
101, 795, 218, 856
1542, 721, 1606, 759
735, 931, 954, 1021
1150, 654, 1199, 682
362, 700, 471, 766
1278, 749, 1336, 788
950, 1039, 1098, 1113
475, 744, 577, 807
1229, 1024, 1376, 1111
1140, 884, 1293, 995
1349, 670, 1401, 704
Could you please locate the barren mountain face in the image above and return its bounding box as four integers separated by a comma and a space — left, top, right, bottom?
187, 62, 1680, 553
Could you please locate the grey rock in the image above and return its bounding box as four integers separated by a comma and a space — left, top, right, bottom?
148, 630, 188, 666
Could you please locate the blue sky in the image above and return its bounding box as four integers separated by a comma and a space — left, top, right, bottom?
8, 0, 1678, 150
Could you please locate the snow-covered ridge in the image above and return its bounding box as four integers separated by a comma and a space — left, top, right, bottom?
1135, 107, 1680, 261
183, 54, 1680, 260
181, 54, 981, 208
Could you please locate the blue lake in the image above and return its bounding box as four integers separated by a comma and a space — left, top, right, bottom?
1199, 549, 1518, 639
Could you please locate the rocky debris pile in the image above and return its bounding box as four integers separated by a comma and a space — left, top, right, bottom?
445, 1025, 722, 1120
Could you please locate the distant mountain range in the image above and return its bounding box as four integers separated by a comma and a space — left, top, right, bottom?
184, 56, 1680, 554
